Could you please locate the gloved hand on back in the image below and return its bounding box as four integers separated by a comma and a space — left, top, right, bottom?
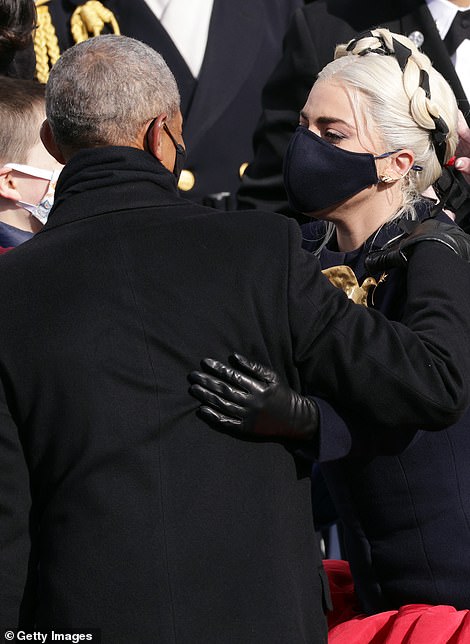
188, 353, 319, 441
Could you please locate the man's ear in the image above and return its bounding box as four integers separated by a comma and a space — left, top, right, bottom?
145, 114, 167, 163
0, 166, 22, 202
40, 120, 67, 165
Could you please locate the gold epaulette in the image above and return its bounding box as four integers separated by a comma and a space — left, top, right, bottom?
34, 0, 61, 83
34, 1, 120, 83
70, 1, 120, 44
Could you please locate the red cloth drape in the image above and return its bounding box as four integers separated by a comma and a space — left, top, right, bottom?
324, 559, 470, 643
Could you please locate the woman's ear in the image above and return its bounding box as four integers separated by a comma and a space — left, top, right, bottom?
392, 149, 415, 178
0, 167, 22, 202
40, 120, 67, 165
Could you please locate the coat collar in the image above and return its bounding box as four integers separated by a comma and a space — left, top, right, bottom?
42, 146, 181, 231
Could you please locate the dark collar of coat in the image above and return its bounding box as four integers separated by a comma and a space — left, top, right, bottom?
44, 145, 181, 230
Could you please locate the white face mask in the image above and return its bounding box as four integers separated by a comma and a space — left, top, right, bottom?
5, 163, 61, 225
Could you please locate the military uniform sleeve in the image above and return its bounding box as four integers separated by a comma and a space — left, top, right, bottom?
0, 379, 31, 629
287, 220, 470, 439
236, 8, 320, 219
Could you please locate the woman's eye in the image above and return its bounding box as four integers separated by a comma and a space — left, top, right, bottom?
324, 131, 345, 143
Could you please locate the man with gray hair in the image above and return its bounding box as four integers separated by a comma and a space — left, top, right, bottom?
1, 34, 470, 642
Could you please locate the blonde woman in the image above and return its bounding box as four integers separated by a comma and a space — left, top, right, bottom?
190, 29, 470, 641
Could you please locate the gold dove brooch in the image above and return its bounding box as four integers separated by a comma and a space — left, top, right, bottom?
322, 265, 385, 307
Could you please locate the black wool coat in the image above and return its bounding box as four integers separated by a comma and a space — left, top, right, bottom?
304, 211, 470, 613
0, 147, 470, 642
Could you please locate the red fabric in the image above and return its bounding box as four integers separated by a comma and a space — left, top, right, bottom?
324, 559, 362, 629
324, 559, 470, 643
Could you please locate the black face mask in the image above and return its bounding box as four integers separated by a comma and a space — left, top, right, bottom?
283, 126, 397, 214
146, 119, 186, 181
163, 123, 186, 181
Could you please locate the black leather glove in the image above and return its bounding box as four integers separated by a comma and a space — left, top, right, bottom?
188, 353, 319, 441
365, 217, 470, 273
434, 165, 470, 232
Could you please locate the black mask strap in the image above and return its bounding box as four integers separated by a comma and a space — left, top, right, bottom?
163, 123, 185, 157
145, 118, 186, 180
163, 123, 186, 181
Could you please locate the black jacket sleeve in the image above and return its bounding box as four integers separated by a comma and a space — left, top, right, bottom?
286, 220, 470, 446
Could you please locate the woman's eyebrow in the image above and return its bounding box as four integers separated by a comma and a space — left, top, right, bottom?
316, 115, 353, 127
300, 110, 353, 128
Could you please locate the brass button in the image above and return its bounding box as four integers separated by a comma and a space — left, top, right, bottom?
239, 162, 249, 178
178, 169, 195, 191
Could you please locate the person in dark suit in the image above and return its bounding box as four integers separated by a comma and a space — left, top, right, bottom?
33, 0, 303, 206
237, 0, 470, 220
1, 33, 470, 642
191, 27, 470, 640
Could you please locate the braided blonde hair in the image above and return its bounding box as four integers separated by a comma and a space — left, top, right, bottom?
34, 0, 120, 83
318, 28, 458, 217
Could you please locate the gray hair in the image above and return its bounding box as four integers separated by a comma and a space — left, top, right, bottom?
45, 34, 180, 150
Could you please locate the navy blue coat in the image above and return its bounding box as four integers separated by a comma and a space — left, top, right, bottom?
302, 208, 470, 613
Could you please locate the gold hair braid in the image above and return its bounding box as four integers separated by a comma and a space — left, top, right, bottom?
34, 0, 61, 83
70, 1, 120, 44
